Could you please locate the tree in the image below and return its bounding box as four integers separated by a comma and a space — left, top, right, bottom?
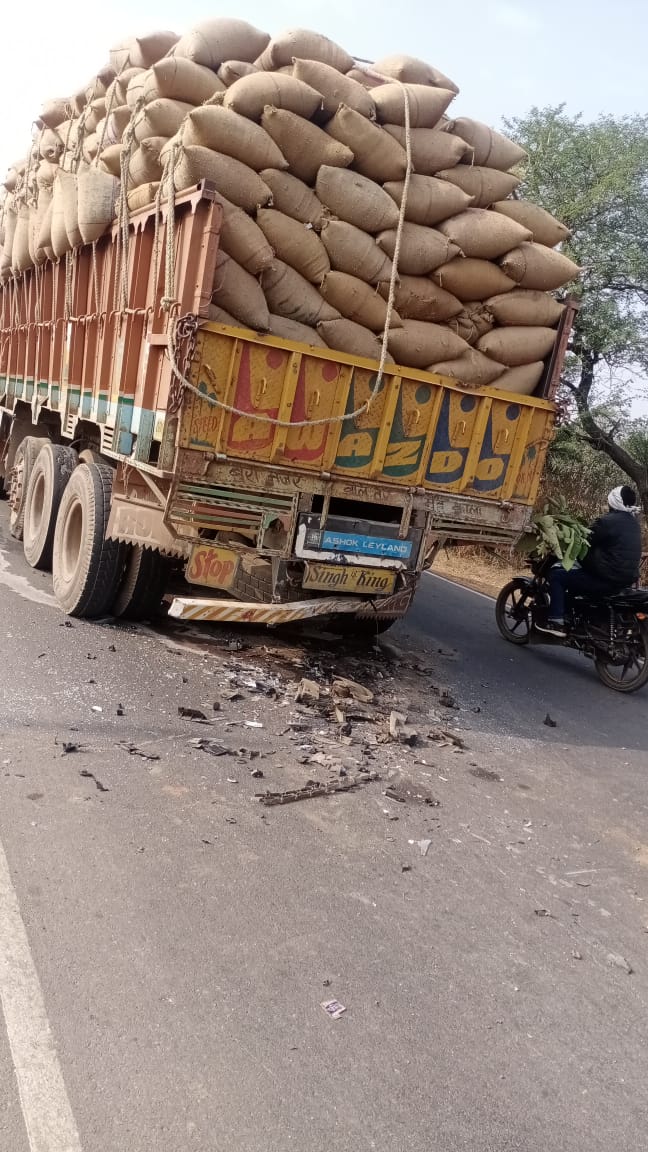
504, 107, 648, 512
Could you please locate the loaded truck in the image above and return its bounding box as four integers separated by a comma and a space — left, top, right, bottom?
0, 184, 574, 631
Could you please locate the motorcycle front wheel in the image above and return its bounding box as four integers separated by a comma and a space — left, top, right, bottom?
594, 621, 648, 693
495, 579, 533, 646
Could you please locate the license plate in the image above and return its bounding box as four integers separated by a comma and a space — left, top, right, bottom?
186, 544, 240, 590
303, 563, 396, 595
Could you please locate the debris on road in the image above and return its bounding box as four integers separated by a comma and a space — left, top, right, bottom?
56, 740, 83, 755
91, 705, 103, 714
190, 738, 231, 757
414, 839, 432, 856
429, 727, 467, 750
544, 713, 558, 728
470, 766, 502, 783
332, 677, 374, 704
294, 678, 321, 704
80, 769, 109, 793
116, 742, 161, 762
534, 908, 554, 918
384, 785, 407, 803
257, 772, 379, 807
439, 689, 458, 709
321, 999, 347, 1020
178, 706, 208, 721
607, 953, 633, 975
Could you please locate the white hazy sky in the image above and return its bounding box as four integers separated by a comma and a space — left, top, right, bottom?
1, 0, 645, 173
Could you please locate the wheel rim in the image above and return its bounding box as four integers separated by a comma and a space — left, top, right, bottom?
29, 470, 46, 537
60, 497, 84, 584
502, 587, 531, 639
8, 456, 24, 521
597, 641, 647, 689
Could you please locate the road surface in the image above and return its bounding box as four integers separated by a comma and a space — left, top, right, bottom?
1, 507, 646, 1152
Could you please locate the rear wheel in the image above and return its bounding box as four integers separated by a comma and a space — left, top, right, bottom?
23, 444, 78, 570
113, 545, 169, 620
594, 621, 648, 693
330, 613, 399, 639
8, 436, 49, 540
495, 579, 533, 645
52, 462, 123, 618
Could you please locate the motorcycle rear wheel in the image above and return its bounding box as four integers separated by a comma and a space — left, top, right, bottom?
495, 579, 533, 646
594, 621, 648, 693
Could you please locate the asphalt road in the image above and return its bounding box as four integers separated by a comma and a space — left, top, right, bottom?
1, 506, 647, 1152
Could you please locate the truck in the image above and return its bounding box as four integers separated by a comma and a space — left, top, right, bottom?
0, 184, 574, 631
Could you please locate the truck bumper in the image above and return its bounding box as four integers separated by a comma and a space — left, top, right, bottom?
167, 594, 367, 624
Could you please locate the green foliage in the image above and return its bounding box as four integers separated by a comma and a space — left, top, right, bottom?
518, 499, 591, 571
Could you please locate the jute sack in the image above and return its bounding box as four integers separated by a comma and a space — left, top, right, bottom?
383, 175, 472, 226
378, 275, 462, 322
128, 138, 167, 186
173, 19, 270, 69
11, 205, 32, 273
35, 161, 57, 190
40, 99, 70, 130
320, 271, 402, 332
346, 68, 384, 91
208, 303, 242, 325
477, 326, 557, 366
372, 54, 460, 95
77, 169, 119, 244
500, 243, 579, 291
325, 106, 407, 181
62, 169, 83, 249
491, 201, 571, 248
428, 348, 505, 386
260, 107, 353, 184
3, 167, 20, 193
436, 166, 520, 209
84, 99, 107, 134
50, 173, 73, 257
184, 106, 288, 171
388, 321, 469, 369
213, 192, 273, 274
255, 29, 353, 73
447, 118, 527, 171
107, 67, 144, 109
97, 106, 132, 147
317, 317, 394, 362
169, 145, 273, 211
256, 208, 329, 282
377, 223, 460, 275
433, 257, 517, 302
316, 167, 399, 232
494, 361, 545, 396
143, 58, 225, 105
39, 129, 64, 164
268, 313, 327, 346
446, 302, 494, 344
321, 219, 393, 284
32, 188, 53, 264
82, 133, 99, 164
382, 126, 468, 172
1, 203, 17, 264
127, 183, 160, 212
109, 31, 179, 72
373, 83, 455, 129
438, 208, 532, 260
217, 60, 259, 86
224, 74, 322, 121
292, 59, 376, 121
133, 100, 195, 145
99, 145, 123, 178
260, 169, 325, 229
486, 289, 565, 327
212, 250, 270, 330
261, 260, 340, 326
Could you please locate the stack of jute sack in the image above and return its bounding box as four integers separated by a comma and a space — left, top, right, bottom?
0, 19, 579, 396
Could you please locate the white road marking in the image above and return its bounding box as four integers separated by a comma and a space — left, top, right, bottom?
426, 570, 496, 602
0, 549, 56, 609
0, 835, 83, 1152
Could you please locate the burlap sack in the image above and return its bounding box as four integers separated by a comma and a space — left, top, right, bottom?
292, 59, 376, 120
378, 275, 462, 322
491, 201, 571, 248
212, 250, 270, 330
212, 192, 273, 274
224, 74, 322, 121
108, 67, 144, 109
97, 106, 132, 148
142, 58, 226, 105
321, 219, 393, 284
255, 29, 353, 73
447, 118, 527, 171
428, 349, 505, 386
128, 138, 166, 187
50, 172, 73, 257
38, 129, 64, 164
262, 260, 340, 326
346, 68, 384, 91
184, 106, 288, 171
260, 170, 326, 229
486, 289, 565, 327
377, 224, 460, 275
268, 314, 327, 346
477, 326, 557, 366
316, 167, 399, 232
84, 98, 107, 134
40, 99, 70, 130
127, 184, 160, 212
500, 243, 579, 291
173, 19, 270, 69
11, 205, 32, 273
261, 107, 353, 184
208, 304, 242, 325
169, 145, 273, 211
109, 31, 179, 72
438, 208, 532, 260
372, 54, 459, 95
388, 321, 468, 369
445, 301, 495, 344
384, 126, 470, 176
77, 169, 119, 244
320, 271, 402, 331
372, 83, 455, 129
433, 257, 517, 301
256, 208, 329, 282
217, 60, 259, 86
325, 106, 407, 182
36, 161, 58, 190
494, 361, 545, 396
436, 166, 520, 208
99, 145, 123, 178
133, 100, 194, 145
317, 318, 394, 362
383, 175, 472, 226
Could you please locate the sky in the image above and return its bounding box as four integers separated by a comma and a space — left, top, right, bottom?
0, 0, 645, 174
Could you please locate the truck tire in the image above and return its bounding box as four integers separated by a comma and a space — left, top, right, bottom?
8, 436, 49, 540
331, 614, 399, 639
52, 462, 123, 618
113, 545, 169, 620
23, 444, 78, 570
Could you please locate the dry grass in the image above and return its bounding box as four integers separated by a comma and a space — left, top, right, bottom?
432, 545, 522, 599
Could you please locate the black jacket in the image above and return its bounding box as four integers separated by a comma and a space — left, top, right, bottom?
581, 510, 642, 586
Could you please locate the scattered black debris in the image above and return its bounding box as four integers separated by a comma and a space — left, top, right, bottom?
212, 701, 221, 712
80, 769, 109, 793
116, 704, 125, 717
439, 689, 458, 709
190, 737, 231, 756
224, 817, 237, 825
607, 952, 633, 975
108, 644, 117, 653
87, 654, 97, 661
294, 678, 321, 704
384, 785, 407, 803
201, 838, 213, 846
321, 999, 346, 1020
572, 950, 583, 961
322, 979, 332, 988
59, 620, 74, 628
57, 740, 83, 755
470, 766, 502, 783
534, 908, 554, 918
332, 677, 374, 704
178, 706, 208, 721
401, 864, 412, 873
543, 713, 558, 728
429, 727, 467, 750
27, 792, 44, 801
116, 742, 160, 762
385, 782, 440, 807
257, 772, 379, 807
224, 690, 244, 703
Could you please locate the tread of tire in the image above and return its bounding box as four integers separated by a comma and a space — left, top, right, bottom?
24, 444, 78, 570
113, 546, 169, 620
9, 436, 49, 540
53, 463, 122, 618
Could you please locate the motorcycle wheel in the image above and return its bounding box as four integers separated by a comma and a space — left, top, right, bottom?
495, 579, 533, 646
594, 620, 648, 693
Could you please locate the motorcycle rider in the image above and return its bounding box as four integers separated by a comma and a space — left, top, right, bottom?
539, 485, 643, 638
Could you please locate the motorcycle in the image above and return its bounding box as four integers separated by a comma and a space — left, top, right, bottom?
495, 554, 648, 693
